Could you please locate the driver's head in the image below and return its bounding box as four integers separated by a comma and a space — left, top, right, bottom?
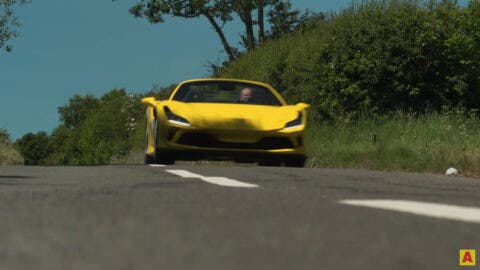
240, 88, 253, 102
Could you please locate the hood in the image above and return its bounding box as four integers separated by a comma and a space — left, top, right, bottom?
159, 101, 308, 131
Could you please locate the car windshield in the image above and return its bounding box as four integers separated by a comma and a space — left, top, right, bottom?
172, 81, 282, 106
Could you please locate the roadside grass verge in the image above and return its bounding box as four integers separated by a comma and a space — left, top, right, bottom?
0, 143, 24, 165
306, 111, 480, 176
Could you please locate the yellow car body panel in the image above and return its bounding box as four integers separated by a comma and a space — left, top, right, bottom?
142, 78, 309, 165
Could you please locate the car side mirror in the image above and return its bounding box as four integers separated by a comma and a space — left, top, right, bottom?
141, 97, 156, 106
295, 102, 310, 110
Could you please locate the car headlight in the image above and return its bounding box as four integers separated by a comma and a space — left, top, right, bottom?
164, 106, 191, 126
284, 113, 303, 129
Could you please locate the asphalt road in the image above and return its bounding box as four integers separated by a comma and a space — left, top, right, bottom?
1, 165, 479, 270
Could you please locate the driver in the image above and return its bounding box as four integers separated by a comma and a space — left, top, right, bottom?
239, 87, 254, 103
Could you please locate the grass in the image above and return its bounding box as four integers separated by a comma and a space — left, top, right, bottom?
306, 111, 480, 177
0, 142, 24, 165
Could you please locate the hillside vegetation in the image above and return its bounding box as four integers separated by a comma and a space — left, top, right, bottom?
220, 0, 480, 120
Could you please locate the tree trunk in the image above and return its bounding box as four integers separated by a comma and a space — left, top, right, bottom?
257, 0, 265, 43
239, 7, 256, 50
245, 13, 255, 50
202, 11, 236, 62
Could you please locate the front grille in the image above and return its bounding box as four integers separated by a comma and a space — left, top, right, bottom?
176, 133, 294, 150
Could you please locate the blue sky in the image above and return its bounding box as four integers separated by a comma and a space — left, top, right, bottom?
0, 0, 351, 139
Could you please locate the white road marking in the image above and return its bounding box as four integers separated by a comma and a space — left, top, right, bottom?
339, 199, 480, 224
166, 169, 258, 188
167, 170, 202, 178
148, 164, 166, 167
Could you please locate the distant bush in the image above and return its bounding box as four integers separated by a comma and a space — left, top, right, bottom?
37, 85, 174, 165
0, 128, 11, 144
46, 90, 138, 165
220, 0, 480, 120
15, 131, 53, 165
0, 129, 23, 165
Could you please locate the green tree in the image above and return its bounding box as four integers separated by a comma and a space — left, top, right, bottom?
0, 129, 23, 165
1, 0, 29, 52
50, 89, 137, 165
443, 0, 480, 109
15, 131, 53, 165
75, 90, 132, 164
58, 94, 100, 129
267, 0, 314, 39
127, 0, 304, 60
0, 128, 11, 144
129, 0, 238, 61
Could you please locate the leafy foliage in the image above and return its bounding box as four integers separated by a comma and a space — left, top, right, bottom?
58, 95, 100, 129
0, 0, 29, 52
0, 128, 11, 144
220, 0, 480, 120
32, 85, 174, 165
127, 0, 307, 61
0, 129, 23, 165
15, 131, 53, 165
267, 1, 315, 39
47, 90, 133, 165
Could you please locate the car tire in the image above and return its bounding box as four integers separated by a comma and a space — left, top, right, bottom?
258, 160, 282, 167
144, 151, 175, 165
156, 153, 175, 165
144, 120, 159, 164
283, 158, 306, 168
145, 154, 156, 164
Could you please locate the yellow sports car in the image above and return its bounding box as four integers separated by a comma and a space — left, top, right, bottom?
141, 78, 309, 167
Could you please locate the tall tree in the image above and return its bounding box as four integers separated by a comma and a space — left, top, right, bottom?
127, 0, 303, 60
58, 94, 100, 130
0, 0, 29, 52
223, 0, 281, 50
257, 0, 265, 42
230, 0, 256, 50
267, 1, 308, 39
0, 128, 11, 144
128, 0, 237, 61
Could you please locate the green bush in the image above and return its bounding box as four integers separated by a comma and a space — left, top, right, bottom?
15, 131, 53, 165
47, 90, 139, 165
220, 0, 480, 120
0, 143, 23, 165
0, 129, 23, 165
44, 85, 173, 165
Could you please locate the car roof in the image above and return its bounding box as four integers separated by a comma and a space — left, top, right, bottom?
180, 78, 272, 88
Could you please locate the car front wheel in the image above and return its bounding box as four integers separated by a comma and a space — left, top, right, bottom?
144, 119, 160, 164
144, 126, 156, 164
155, 152, 175, 165
258, 160, 282, 167
283, 157, 306, 168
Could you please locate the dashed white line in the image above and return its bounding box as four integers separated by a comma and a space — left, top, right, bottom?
166, 169, 258, 188
166, 170, 202, 178
148, 164, 166, 167
339, 199, 480, 224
